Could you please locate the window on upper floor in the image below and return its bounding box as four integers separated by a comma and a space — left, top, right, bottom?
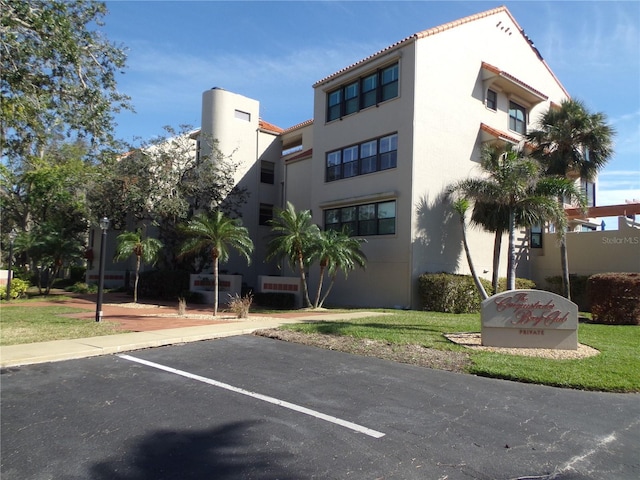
326, 62, 399, 122
259, 203, 274, 226
581, 179, 596, 207
260, 160, 275, 184
235, 109, 251, 122
324, 200, 396, 236
508, 101, 527, 134
325, 133, 398, 182
486, 89, 497, 110
530, 225, 542, 248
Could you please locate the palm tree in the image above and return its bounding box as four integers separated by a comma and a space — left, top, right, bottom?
178, 211, 253, 316
527, 99, 615, 299
311, 228, 367, 308
450, 197, 489, 300
114, 229, 164, 303
448, 145, 583, 291
266, 201, 320, 308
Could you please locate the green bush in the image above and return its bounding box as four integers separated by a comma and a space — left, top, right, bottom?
418, 273, 492, 314
588, 273, 640, 325
254, 292, 296, 310
138, 270, 191, 300
495, 277, 536, 294
0, 278, 30, 300
544, 274, 590, 311
65, 282, 98, 294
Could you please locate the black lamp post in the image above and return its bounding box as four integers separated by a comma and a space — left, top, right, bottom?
95, 217, 109, 322
6, 229, 17, 302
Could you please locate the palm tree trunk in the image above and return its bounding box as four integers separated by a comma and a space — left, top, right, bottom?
134, 255, 141, 303
319, 273, 338, 308
507, 210, 516, 291
313, 263, 327, 308
213, 255, 219, 316
297, 252, 312, 307
461, 217, 489, 301
560, 233, 571, 300
492, 229, 503, 295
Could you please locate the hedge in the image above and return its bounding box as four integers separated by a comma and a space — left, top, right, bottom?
418, 273, 537, 314
588, 273, 640, 325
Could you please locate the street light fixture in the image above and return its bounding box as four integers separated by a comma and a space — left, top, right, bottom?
6, 229, 17, 302
95, 217, 109, 322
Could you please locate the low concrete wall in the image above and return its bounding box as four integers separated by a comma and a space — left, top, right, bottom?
531, 217, 640, 287
190, 274, 242, 305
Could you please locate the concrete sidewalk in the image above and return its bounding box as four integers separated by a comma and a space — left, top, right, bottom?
0, 311, 384, 368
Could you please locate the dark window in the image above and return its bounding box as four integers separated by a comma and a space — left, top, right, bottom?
327, 89, 342, 122
326, 150, 342, 182
361, 73, 377, 109
344, 82, 359, 115
324, 201, 396, 236
487, 89, 497, 110
509, 101, 527, 134
326, 133, 398, 182
326, 62, 399, 121
379, 134, 397, 170
582, 180, 596, 207
259, 203, 274, 226
380, 64, 399, 102
530, 225, 542, 248
260, 160, 275, 184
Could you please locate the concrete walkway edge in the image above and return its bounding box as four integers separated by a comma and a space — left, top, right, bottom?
0, 312, 387, 368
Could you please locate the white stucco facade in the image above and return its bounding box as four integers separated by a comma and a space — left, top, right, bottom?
93, 6, 638, 307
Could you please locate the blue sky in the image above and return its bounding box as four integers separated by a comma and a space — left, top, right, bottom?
102, 0, 640, 215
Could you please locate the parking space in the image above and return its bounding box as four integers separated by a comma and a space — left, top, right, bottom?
2, 335, 639, 479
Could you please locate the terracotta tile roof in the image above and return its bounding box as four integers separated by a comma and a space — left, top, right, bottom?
480, 123, 520, 144
284, 148, 312, 162
481, 61, 548, 101
259, 119, 284, 134
313, 6, 569, 97
282, 119, 313, 134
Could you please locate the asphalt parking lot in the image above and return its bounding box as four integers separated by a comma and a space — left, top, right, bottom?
2, 335, 639, 479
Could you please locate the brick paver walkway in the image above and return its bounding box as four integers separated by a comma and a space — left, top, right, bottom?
4, 292, 329, 332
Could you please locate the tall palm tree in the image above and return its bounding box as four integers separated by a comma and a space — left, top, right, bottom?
311, 228, 367, 308
527, 99, 615, 299
448, 145, 583, 291
450, 197, 489, 300
114, 229, 164, 303
266, 201, 320, 308
178, 211, 253, 316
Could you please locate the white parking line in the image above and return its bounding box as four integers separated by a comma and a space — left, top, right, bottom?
118, 354, 385, 439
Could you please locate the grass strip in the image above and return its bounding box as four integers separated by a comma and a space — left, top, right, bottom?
1, 306, 124, 346
281, 310, 640, 393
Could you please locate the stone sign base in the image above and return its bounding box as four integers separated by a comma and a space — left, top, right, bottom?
481, 289, 578, 350
481, 327, 578, 350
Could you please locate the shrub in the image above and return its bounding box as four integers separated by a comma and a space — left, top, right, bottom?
66, 282, 98, 294
254, 292, 296, 310
228, 293, 253, 318
495, 277, 536, 294
418, 273, 492, 314
544, 274, 590, 311
0, 278, 30, 300
137, 270, 190, 300
588, 273, 640, 325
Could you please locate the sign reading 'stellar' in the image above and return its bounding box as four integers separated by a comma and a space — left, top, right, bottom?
481, 290, 578, 350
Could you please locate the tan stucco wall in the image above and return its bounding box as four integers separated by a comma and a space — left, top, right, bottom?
530, 217, 640, 287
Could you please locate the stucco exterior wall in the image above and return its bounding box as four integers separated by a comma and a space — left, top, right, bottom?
200, 88, 282, 290
530, 217, 640, 287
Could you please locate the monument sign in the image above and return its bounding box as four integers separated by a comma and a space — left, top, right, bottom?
481, 290, 578, 350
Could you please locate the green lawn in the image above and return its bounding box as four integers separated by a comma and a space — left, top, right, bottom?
0, 305, 124, 346
281, 310, 640, 393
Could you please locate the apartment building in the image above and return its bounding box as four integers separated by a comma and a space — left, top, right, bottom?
99, 6, 633, 307
277, 6, 568, 308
